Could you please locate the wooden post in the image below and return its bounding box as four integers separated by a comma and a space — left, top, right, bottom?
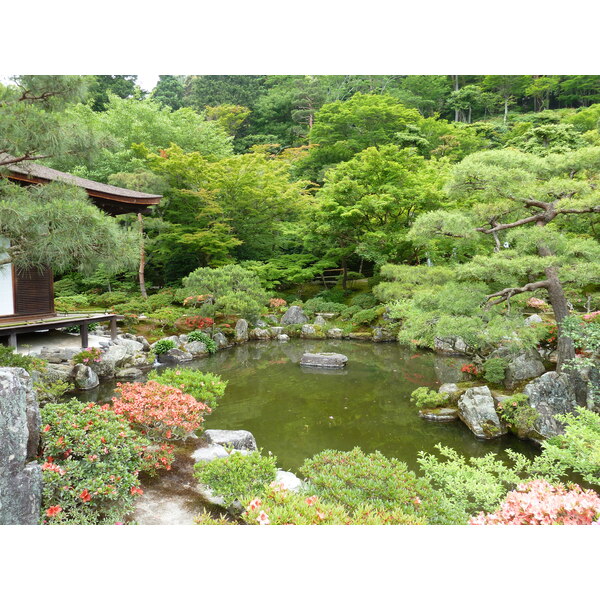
81, 322, 89, 348
8, 333, 17, 348
110, 316, 117, 340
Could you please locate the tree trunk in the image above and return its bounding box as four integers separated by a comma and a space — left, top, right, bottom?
341, 257, 348, 290
453, 75, 460, 122
537, 243, 575, 370
503, 98, 509, 124
138, 212, 148, 300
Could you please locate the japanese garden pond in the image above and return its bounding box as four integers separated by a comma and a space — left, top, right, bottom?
79, 339, 538, 473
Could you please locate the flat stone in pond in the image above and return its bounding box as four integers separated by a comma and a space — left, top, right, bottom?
300, 352, 348, 369
419, 408, 459, 422
192, 444, 230, 463
204, 429, 258, 451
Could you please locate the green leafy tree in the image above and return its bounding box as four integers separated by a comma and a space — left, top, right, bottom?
482, 75, 530, 123
205, 104, 251, 137
309, 145, 446, 287
151, 75, 185, 110
87, 75, 138, 111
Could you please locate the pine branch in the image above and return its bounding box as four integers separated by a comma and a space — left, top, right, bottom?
485, 280, 550, 307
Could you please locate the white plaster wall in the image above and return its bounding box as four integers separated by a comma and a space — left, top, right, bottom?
0, 237, 15, 316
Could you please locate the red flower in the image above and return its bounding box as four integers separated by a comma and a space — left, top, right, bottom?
46, 505, 62, 517
43, 424, 51, 432
80, 490, 92, 503
130, 487, 144, 496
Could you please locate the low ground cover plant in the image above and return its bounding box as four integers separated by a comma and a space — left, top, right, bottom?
481, 356, 508, 384
40, 400, 173, 524
193, 451, 278, 506
73, 346, 103, 365
147, 367, 226, 410
299, 447, 458, 524
497, 393, 539, 435
410, 386, 448, 409
112, 380, 212, 441
195, 482, 425, 525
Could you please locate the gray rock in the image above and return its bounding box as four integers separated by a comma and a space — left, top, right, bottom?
314, 315, 326, 326
277, 334, 290, 342
235, 319, 249, 343
525, 314, 544, 326
434, 336, 470, 354
274, 470, 304, 492
523, 372, 578, 439
372, 327, 395, 342
135, 336, 151, 352
419, 408, 459, 422
348, 332, 372, 340
270, 327, 284, 335
114, 336, 144, 354
192, 444, 230, 463
92, 344, 129, 378
326, 328, 343, 339
183, 341, 209, 356
256, 319, 268, 328
204, 429, 258, 451
489, 347, 546, 390
300, 352, 348, 369
72, 364, 99, 390
458, 385, 506, 439
158, 348, 193, 364
39, 347, 77, 364
439, 383, 460, 397
179, 334, 189, 344
280, 305, 309, 325
115, 367, 144, 380
301, 324, 317, 337
213, 332, 229, 349
0, 368, 42, 524
249, 328, 272, 340
196, 482, 226, 506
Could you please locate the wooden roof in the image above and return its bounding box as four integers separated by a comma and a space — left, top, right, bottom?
1, 154, 162, 210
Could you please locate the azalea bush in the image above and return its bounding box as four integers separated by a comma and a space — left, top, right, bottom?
269, 298, 287, 309
410, 386, 448, 409
73, 346, 103, 365
194, 482, 425, 525
147, 367, 226, 410
186, 331, 217, 354
193, 451, 278, 506
112, 380, 212, 441
469, 479, 600, 525
40, 400, 173, 525
183, 316, 214, 330
299, 447, 458, 524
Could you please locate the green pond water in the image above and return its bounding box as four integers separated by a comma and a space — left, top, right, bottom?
83, 339, 538, 473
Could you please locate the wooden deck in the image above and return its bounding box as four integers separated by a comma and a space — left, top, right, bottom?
0, 313, 120, 348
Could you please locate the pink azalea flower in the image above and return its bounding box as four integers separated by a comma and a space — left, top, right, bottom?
256, 511, 270, 525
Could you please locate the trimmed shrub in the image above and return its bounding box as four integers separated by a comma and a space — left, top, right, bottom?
186, 331, 217, 354
147, 367, 226, 410
482, 357, 509, 384
153, 339, 177, 355
410, 387, 448, 409
193, 451, 278, 506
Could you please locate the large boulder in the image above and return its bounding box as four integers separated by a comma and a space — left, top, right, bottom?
235, 319, 249, 343
277, 334, 290, 342
183, 341, 209, 356
213, 332, 229, 349
300, 352, 348, 369
91, 344, 128, 378
301, 324, 317, 338
113, 336, 144, 354
314, 315, 327, 327
523, 372, 578, 439
249, 328, 272, 340
326, 328, 343, 339
419, 408, 459, 422
434, 336, 470, 354
39, 347, 78, 364
0, 367, 42, 525
115, 367, 145, 380
458, 385, 506, 439
280, 305, 308, 325
489, 347, 546, 390
192, 444, 230, 463
71, 364, 99, 390
203, 429, 257, 451
372, 328, 395, 342
524, 314, 544, 326
158, 348, 193, 364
